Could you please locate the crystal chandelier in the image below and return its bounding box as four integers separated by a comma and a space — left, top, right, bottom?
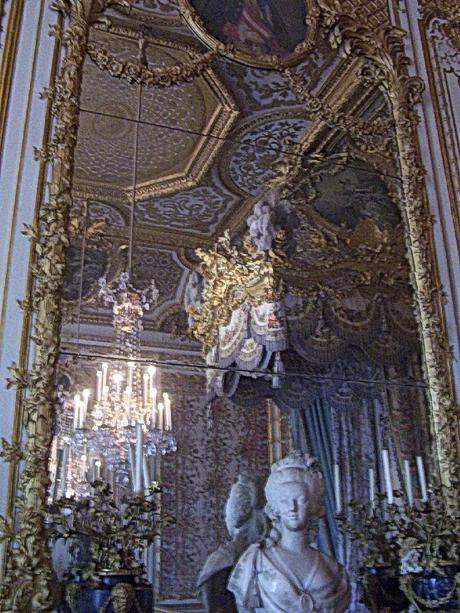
58, 272, 177, 500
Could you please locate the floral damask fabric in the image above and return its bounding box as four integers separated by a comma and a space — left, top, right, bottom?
158, 374, 272, 600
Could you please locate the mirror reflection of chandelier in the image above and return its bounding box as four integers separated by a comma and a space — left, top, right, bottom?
59, 272, 177, 500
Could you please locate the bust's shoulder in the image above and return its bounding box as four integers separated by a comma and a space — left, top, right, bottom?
236, 542, 262, 563
310, 549, 345, 579
315, 550, 349, 588
197, 542, 240, 587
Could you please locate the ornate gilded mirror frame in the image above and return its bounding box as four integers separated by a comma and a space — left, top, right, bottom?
0, 1, 459, 610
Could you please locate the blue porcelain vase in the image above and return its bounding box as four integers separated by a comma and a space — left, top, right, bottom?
58, 571, 154, 613
410, 566, 460, 611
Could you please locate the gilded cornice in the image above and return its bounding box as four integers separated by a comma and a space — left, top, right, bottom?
73, 25, 239, 203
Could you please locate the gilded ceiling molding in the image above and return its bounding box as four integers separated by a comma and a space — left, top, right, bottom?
86, 39, 225, 86
329, 15, 460, 500
285, 67, 393, 142
113, 0, 181, 27
0, 1, 132, 611
74, 27, 239, 203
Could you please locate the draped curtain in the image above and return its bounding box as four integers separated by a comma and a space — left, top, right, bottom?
288, 354, 431, 612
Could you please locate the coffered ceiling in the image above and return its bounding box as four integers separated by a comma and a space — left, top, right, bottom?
63, 0, 402, 357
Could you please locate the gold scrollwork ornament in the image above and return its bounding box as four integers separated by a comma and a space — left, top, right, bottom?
0, 2, 132, 612
328, 15, 460, 501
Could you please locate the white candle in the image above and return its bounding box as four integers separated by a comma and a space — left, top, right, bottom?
150, 387, 158, 428
135, 422, 143, 496
158, 402, 164, 431
102, 362, 108, 391
82, 389, 90, 425
148, 365, 156, 395
78, 399, 85, 429
369, 468, 375, 514
403, 459, 414, 507
163, 392, 171, 431
128, 444, 136, 491
166, 398, 172, 431
103, 384, 109, 403
128, 362, 134, 388
333, 463, 342, 514
96, 371, 103, 401
381, 449, 394, 504
416, 455, 428, 502
94, 459, 101, 480
143, 373, 149, 406
73, 394, 80, 430
143, 452, 151, 494
59, 443, 70, 497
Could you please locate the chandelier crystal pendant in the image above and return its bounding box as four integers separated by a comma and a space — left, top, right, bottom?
58, 79, 178, 501
61, 272, 177, 500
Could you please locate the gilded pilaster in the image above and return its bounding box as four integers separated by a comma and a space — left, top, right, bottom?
0, 2, 131, 611
329, 17, 460, 501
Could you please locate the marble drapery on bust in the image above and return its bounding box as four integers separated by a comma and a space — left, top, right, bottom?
197, 474, 268, 613
228, 452, 350, 612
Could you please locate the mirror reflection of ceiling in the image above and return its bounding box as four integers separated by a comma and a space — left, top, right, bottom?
65, 0, 402, 360
74, 29, 239, 204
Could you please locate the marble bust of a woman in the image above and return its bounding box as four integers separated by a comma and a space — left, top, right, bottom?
197, 475, 267, 613
228, 452, 350, 613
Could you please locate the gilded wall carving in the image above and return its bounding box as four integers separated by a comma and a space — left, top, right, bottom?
1, 0, 459, 609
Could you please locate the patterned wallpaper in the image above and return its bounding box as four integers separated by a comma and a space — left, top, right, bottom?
158, 373, 272, 600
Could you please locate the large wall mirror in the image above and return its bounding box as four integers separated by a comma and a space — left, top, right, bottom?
1, 1, 458, 612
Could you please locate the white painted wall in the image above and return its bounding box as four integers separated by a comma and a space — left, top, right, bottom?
0, 0, 57, 524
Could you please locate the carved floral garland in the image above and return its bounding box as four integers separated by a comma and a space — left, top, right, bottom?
86, 40, 225, 86
0, 0, 458, 610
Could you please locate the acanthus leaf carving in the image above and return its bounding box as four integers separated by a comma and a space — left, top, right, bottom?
0, 1, 132, 611
328, 12, 460, 499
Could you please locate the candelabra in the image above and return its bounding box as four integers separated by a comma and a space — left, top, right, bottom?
57, 272, 177, 500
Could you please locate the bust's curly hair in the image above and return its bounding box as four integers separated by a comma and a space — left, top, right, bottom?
225, 474, 267, 544
264, 452, 325, 544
